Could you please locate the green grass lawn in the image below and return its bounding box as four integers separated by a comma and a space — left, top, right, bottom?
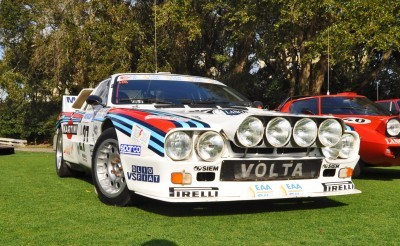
1, 151, 400, 245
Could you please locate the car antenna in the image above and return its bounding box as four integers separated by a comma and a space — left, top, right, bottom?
154, 0, 158, 73
327, 25, 330, 95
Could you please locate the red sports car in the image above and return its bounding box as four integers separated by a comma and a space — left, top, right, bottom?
277, 92, 400, 176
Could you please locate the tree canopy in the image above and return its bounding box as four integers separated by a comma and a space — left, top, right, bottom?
1, 0, 399, 143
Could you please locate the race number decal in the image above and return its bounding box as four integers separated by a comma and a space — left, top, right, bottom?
343, 117, 371, 124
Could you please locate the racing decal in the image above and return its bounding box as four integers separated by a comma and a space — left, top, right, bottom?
106, 112, 166, 156
169, 187, 218, 198
141, 109, 210, 128
63, 120, 78, 139
144, 115, 191, 122
385, 138, 400, 145
344, 124, 355, 131
81, 112, 94, 123
281, 183, 303, 196
343, 117, 371, 124
322, 181, 354, 192
213, 109, 247, 115
120, 144, 141, 156
126, 165, 160, 183
250, 184, 273, 198
132, 124, 151, 146
194, 166, 219, 172
93, 108, 110, 121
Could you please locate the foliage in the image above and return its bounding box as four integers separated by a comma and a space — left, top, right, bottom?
0, 0, 399, 142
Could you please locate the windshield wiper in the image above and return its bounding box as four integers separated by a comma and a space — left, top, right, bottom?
119, 98, 173, 104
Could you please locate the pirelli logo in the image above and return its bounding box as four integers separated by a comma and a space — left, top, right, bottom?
322, 181, 354, 192
169, 187, 219, 198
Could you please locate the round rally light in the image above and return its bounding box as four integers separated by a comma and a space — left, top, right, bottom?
387, 118, 400, 137
318, 119, 343, 147
236, 116, 264, 147
196, 131, 225, 161
322, 140, 342, 160
265, 117, 292, 147
293, 118, 317, 147
339, 133, 357, 159
165, 131, 192, 160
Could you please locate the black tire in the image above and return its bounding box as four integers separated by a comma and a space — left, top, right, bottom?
55, 129, 73, 177
92, 128, 133, 206
352, 160, 365, 178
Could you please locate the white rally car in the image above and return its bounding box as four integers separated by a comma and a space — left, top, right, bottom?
55, 73, 361, 206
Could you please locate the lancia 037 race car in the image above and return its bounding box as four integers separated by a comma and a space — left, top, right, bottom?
277, 92, 400, 176
55, 73, 361, 206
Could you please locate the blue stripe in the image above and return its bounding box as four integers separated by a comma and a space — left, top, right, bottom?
107, 113, 166, 157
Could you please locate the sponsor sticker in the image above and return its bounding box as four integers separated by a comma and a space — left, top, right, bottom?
120, 144, 141, 156
63, 121, 78, 139
322, 163, 340, 169
145, 115, 190, 122
281, 183, 303, 196
81, 113, 94, 123
194, 166, 219, 172
322, 181, 354, 192
385, 138, 400, 145
250, 184, 274, 198
126, 165, 160, 183
131, 124, 151, 146
169, 187, 218, 198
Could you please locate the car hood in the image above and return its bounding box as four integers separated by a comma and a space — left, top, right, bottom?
106, 107, 340, 143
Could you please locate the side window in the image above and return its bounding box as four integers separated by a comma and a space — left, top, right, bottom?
289, 98, 318, 115
88, 79, 110, 110
376, 102, 391, 111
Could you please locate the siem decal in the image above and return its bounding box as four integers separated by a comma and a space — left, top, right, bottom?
169, 187, 219, 198
194, 166, 219, 172
126, 165, 160, 183
120, 144, 141, 156
322, 181, 354, 192
322, 163, 340, 169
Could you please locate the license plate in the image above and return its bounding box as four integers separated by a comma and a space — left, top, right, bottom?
220, 159, 322, 181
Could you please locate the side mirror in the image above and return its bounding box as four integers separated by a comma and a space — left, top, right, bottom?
86, 95, 104, 106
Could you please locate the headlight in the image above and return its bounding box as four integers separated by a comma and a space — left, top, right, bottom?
322, 140, 342, 159
196, 131, 225, 161
236, 116, 264, 147
165, 131, 192, 160
387, 118, 400, 136
318, 119, 343, 147
265, 117, 291, 147
293, 118, 317, 147
339, 133, 357, 158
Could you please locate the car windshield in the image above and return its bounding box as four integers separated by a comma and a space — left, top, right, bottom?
321, 96, 391, 116
111, 79, 251, 107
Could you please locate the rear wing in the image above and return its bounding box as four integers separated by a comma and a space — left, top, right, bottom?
61, 89, 94, 112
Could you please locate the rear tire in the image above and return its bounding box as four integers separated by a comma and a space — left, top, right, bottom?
92, 128, 133, 206
55, 129, 73, 177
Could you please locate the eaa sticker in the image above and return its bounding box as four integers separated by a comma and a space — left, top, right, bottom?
281, 183, 303, 196
131, 124, 151, 146
250, 184, 274, 198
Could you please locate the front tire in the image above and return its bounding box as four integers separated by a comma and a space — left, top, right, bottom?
55, 129, 73, 177
92, 128, 132, 206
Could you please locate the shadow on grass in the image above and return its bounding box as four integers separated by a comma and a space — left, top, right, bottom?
70, 171, 349, 217
356, 167, 400, 181
134, 196, 347, 217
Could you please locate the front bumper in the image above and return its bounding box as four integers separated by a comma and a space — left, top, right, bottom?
120, 154, 361, 203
